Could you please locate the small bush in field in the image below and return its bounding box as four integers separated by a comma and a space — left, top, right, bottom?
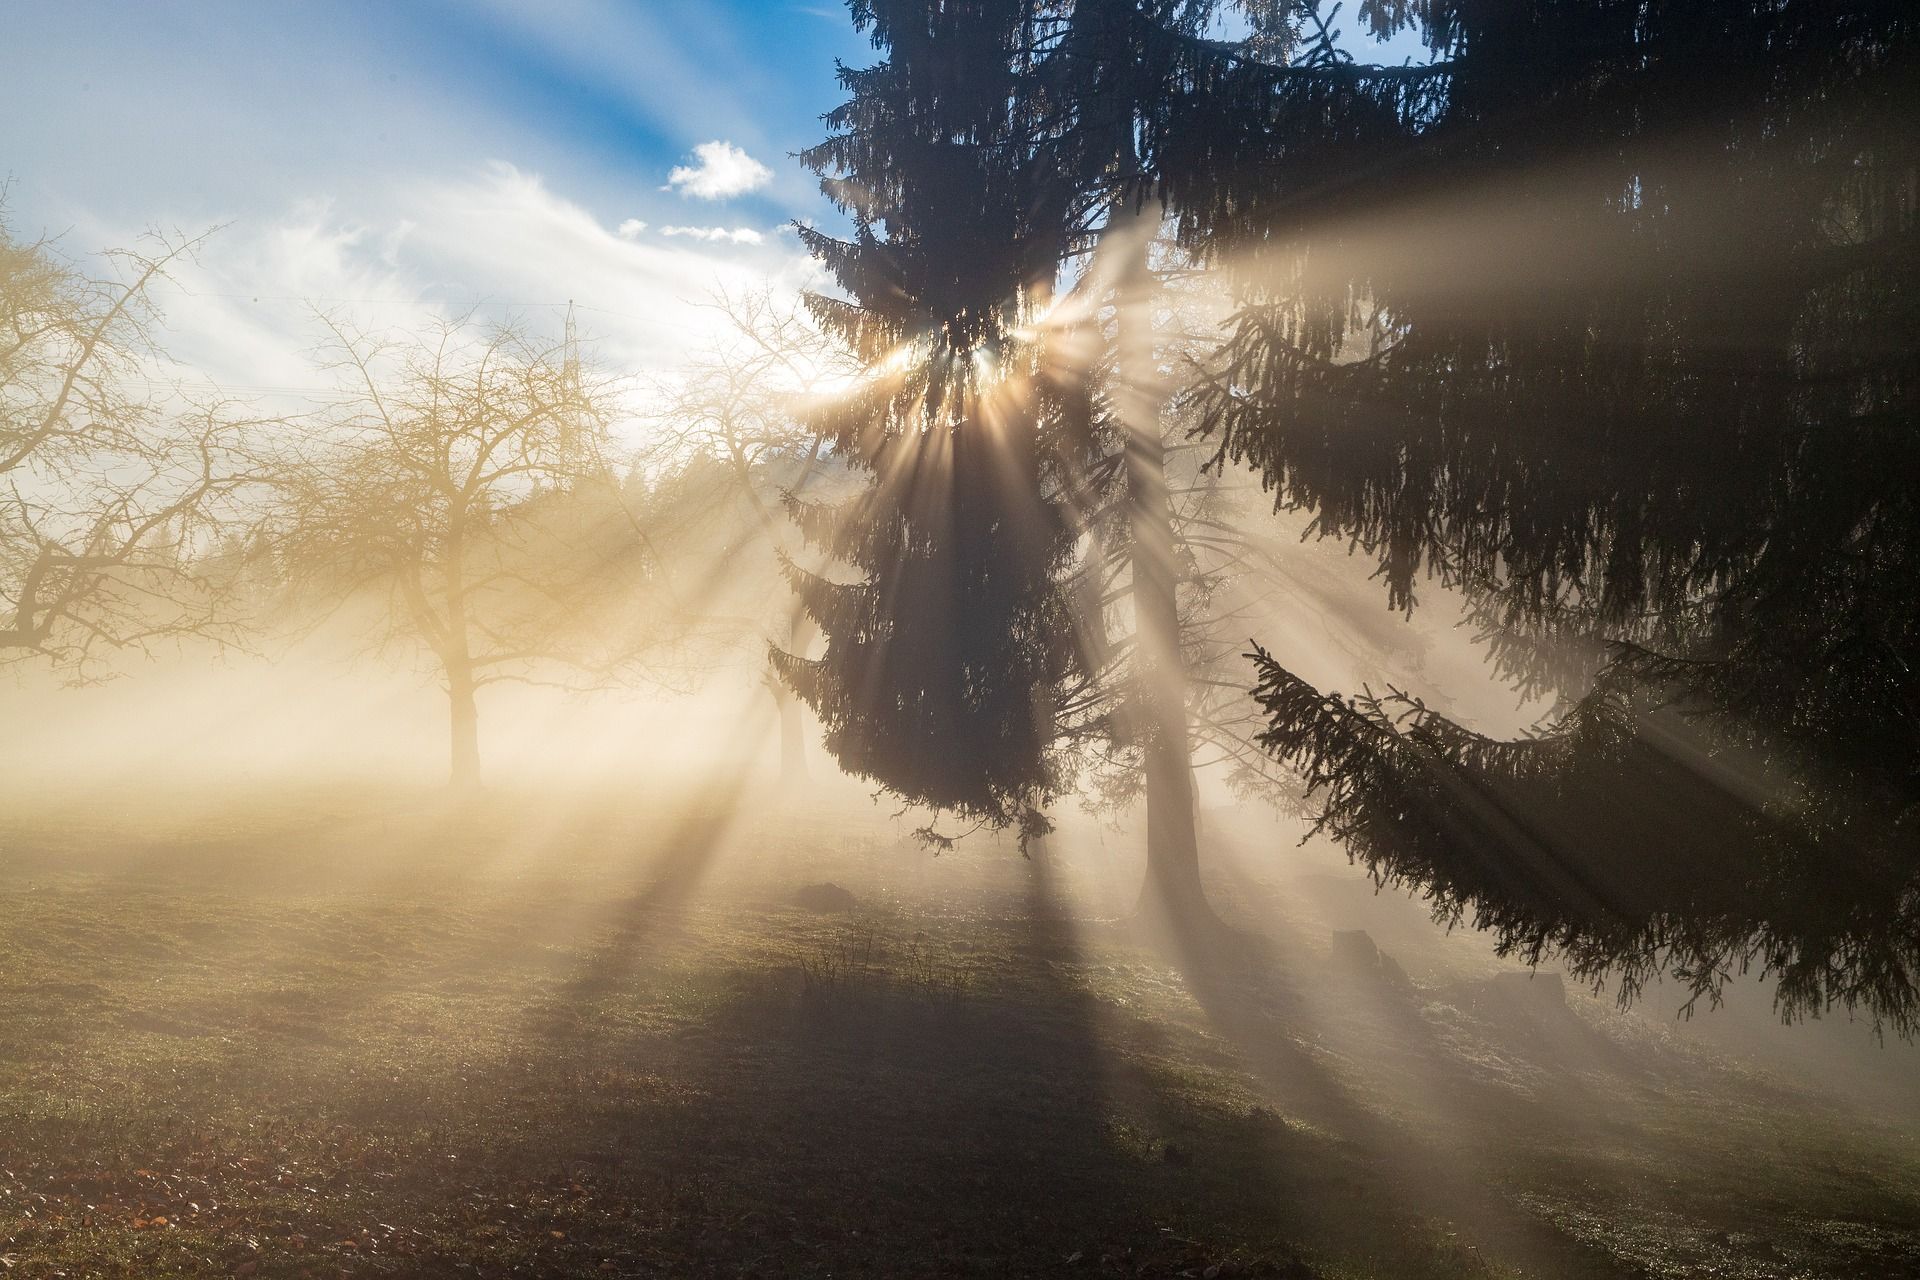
798, 921, 968, 1007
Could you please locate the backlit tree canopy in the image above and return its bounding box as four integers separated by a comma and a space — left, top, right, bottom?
787, 0, 1920, 1024
774, 0, 1097, 833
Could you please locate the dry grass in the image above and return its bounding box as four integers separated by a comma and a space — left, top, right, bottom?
0, 783, 1915, 1278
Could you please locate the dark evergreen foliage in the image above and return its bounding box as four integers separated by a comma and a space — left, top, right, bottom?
785, 0, 1919, 1020
1186, 1, 1920, 1027
1251, 652, 1919, 1031
779, 0, 1264, 849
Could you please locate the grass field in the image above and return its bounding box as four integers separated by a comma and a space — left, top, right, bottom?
1, 782, 1916, 1278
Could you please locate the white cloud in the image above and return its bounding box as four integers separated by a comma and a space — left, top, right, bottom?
616, 218, 649, 238
660, 225, 765, 245
135, 163, 815, 429
666, 141, 773, 200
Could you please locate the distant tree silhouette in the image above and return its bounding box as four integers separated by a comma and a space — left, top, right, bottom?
1043, 0, 1308, 928
1160, 1, 1920, 1028
647, 290, 854, 785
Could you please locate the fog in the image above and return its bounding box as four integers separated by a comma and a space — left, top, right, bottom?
5, 514, 1909, 1128
5, 2, 1916, 1275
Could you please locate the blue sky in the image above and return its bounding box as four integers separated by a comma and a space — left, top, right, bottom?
0, 2, 1421, 392
0, 1, 885, 392
2, 1, 870, 234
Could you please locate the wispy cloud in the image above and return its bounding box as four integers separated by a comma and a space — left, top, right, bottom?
659, 225, 765, 244
617, 218, 649, 238
666, 141, 773, 200
141, 163, 814, 425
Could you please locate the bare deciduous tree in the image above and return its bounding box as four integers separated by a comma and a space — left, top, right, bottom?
1, 218, 268, 676
278, 311, 663, 786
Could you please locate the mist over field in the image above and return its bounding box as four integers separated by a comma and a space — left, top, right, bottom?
3, 1, 1918, 1277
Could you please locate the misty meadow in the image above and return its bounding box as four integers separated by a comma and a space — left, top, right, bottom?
1, 2, 1916, 1277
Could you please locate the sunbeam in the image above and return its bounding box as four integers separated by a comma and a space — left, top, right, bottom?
3, 1, 1916, 1276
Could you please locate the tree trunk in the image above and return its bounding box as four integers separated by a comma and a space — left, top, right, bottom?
1110, 205, 1215, 933
1191, 763, 1204, 839
447, 663, 481, 789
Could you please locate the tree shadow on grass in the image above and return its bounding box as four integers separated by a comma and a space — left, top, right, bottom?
426, 848, 1336, 1276
1152, 893, 1646, 1280
1159, 839, 1920, 1280
19, 796, 1895, 1277
472, 849, 1622, 1278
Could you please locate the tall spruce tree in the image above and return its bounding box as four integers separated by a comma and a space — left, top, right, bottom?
1043, 2, 1315, 927
1159, 1, 1920, 1027
785, 0, 1292, 921
775, 0, 1096, 838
